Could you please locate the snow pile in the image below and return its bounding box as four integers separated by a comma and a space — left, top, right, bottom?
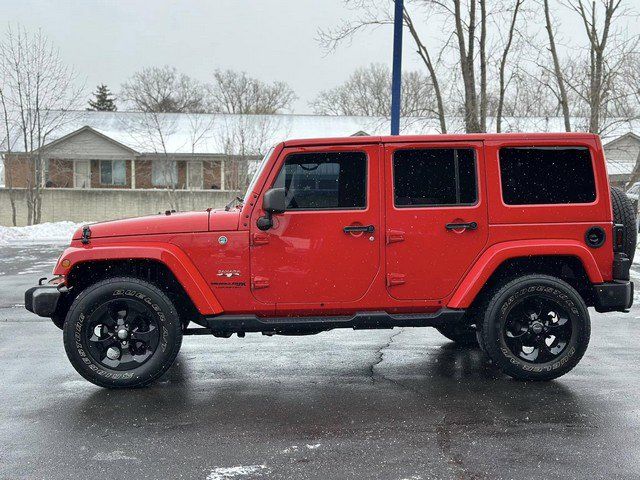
206, 465, 268, 480
0, 221, 85, 245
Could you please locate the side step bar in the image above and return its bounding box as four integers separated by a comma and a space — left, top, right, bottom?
198, 309, 466, 335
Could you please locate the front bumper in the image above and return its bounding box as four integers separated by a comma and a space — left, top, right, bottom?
25, 280, 64, 318
593, 281, 634, 313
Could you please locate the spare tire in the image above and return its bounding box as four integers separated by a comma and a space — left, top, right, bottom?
610, 186, 637, 262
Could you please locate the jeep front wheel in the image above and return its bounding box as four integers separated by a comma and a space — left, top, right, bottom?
63, 277, 183, 388
478, 275, 590, 381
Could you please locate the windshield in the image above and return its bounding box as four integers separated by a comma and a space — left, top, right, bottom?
243, 146, 274, 204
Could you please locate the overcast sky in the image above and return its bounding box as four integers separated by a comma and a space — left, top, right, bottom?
3, 0, 411, 113
3, 0, 639, 114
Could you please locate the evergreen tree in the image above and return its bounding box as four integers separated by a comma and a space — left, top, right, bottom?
87, 84, 117, 111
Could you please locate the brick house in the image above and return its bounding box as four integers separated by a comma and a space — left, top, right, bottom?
2, 111, 640, 191
3, 125, 247, 191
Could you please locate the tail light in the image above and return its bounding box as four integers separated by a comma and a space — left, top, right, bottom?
613, 224, 625, 252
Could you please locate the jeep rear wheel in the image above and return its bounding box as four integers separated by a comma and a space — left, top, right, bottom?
63, 277, 182, 388
478, 275, 590, 381
610, 186, 637, 262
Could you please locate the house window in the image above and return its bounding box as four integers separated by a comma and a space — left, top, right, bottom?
73, 160, 91, 189
273, 151, 367, 210
187, 160, 203, 189
393, 148, 477, 207
499, 147, 596, 205
152, 159, 178, 187
43, 159, 50, 187
100, 160, 126, 186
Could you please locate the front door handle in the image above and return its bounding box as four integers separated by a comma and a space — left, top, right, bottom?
445, 221, 478, 231
343, 225, 375, 234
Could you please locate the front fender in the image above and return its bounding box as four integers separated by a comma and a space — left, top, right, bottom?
447, 239, 604, 309
53, 243, 223, 315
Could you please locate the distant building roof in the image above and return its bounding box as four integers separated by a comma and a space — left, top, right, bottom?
4, 110, 639, 157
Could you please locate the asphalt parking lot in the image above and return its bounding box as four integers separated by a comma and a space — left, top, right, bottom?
1, 244, 640, 479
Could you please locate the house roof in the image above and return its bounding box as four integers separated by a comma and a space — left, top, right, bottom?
603, 131, 640, 148
4, 110, 640, 157
41, 125, 139, 155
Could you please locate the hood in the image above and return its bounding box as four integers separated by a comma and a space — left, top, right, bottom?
208, 209, 241, 231
72, 211, 215, 240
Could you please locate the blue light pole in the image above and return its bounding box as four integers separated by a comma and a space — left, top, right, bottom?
390, 0, 404, 135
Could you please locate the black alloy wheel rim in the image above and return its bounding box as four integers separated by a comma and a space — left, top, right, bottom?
85, 298, 160, 371
502, 295, 574, 364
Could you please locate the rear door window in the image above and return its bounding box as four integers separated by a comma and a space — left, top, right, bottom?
393, 148, 477, 207
499, 147, 596, 205
273, 151, 367, 210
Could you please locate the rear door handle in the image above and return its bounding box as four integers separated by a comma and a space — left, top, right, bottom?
343, 225, 375, 234
445, 222, 478, 231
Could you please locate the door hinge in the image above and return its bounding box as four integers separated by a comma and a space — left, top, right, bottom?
386, 273, 406, 287
386, 229, 405, 244
251, 233, 269, 246
251, 276, 270, 289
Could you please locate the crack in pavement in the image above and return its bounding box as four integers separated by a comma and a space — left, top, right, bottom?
368, 327, 404, 383
368, 328, 486, 480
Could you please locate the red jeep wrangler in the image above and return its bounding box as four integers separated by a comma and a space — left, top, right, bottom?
26, 133, 636, 388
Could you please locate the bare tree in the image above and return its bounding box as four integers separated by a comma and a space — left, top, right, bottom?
121, 66, 207, 113
566, 0, 633, 134
207, 69, 296, 114
0, 80, 18, 225
123, 112, 182, 209
216, 115, 286, 201
496, 0, 524, 132
311, 63, 438, 117
185, 112, 218, 191
318, 1, 449, 132
0, 25, 82, 224
542, 0, 573, 131
319, 1, 531, 134
452, 0, 481, 132
402, 8, 448, 132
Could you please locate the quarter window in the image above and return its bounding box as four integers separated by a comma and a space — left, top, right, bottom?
273, 151, 367, 210
393, 148, 477, 207
499, 147, 596, 205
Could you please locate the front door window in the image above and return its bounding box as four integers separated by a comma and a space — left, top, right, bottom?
272, 151, 367, 210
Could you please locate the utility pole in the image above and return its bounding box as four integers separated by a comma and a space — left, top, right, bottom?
390, 0, 404, 135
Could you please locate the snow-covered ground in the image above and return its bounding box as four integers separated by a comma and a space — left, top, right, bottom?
0, 221, 85, 246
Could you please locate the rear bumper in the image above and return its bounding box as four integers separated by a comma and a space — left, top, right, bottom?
593, 281, 634, 313
25, 285, 62, 318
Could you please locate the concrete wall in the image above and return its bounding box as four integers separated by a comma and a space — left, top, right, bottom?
0, 188, 241, 226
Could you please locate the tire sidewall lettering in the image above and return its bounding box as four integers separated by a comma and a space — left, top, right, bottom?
70, 286, 174, 381
495, 282, 586, 375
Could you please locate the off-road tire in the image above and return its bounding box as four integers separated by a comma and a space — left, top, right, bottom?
436, 324, 478, 346
610, 186, 637, 262
478, 274, 590, 381
63, 277, 183, 388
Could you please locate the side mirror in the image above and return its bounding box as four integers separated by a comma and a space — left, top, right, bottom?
262, 188, 286, 213
257, 188, 286, 231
